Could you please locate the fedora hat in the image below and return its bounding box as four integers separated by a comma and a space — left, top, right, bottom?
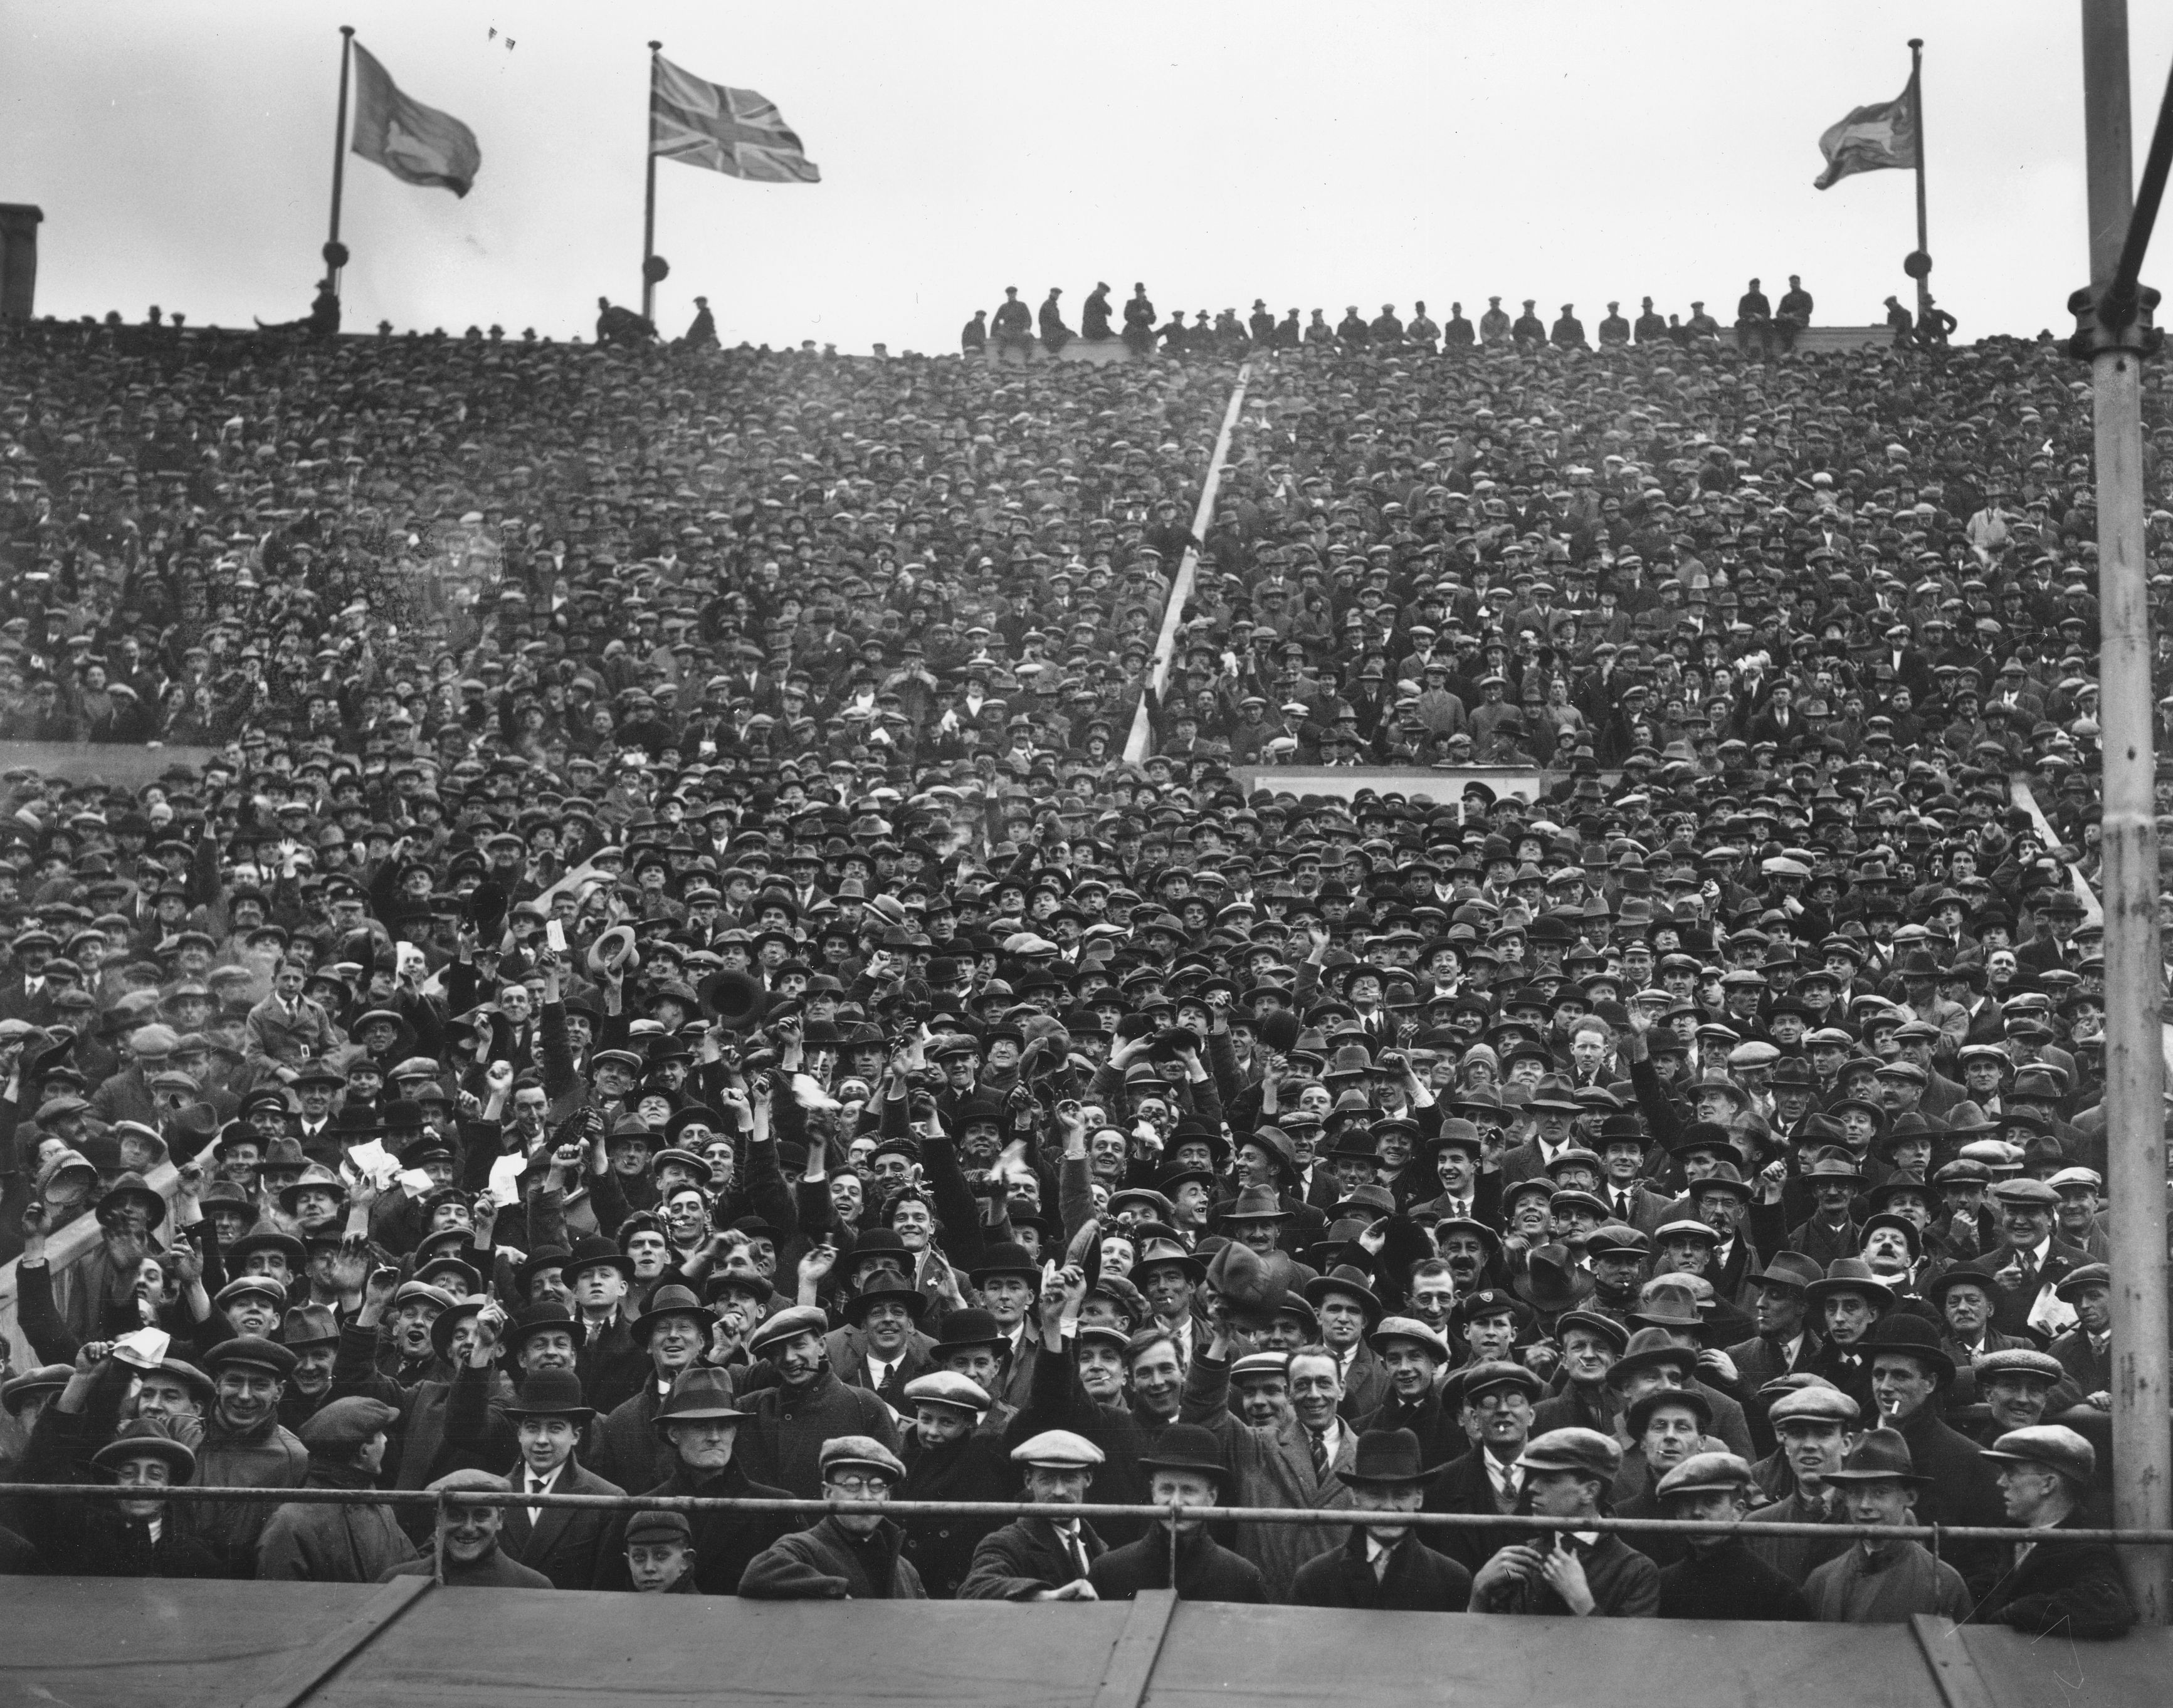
1303, 1264, 1382, 1321
841, 1281, 930, 1327
631, 1282, 715, 1344
653, 1366, 747, 1429
92, 1418, 196, 1480
1219, 1183, 1295, 1223
586, 923, 641, 975
1804, 1256, 1896, 1310
1512, 1243, 1595, 1312
1747, 1251, 1824, 1292
1821, 1425, 1927, 1485
1134, 1237, 1207, 1282
1607, 1326, 1700, 1386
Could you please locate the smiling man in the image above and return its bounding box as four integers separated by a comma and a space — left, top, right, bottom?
186, 1335, 310, 1576
378, 1469, 554, 1589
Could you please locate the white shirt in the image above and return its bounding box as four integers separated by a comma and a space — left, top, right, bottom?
1365, 1534, 1393, 1579
867, 1353, 897, 1391
525, 1465, 558, 1526
1052, 1517, 1091, 1578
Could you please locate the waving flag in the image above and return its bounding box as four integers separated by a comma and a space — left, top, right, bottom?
350, 43, 481, 197
651, 55, 820, 183
1814, 75, 1918, 190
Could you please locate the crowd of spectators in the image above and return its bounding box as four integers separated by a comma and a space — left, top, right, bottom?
0, 290, 2160, 1638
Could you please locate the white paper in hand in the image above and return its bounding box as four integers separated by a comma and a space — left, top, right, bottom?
396, 1168, 439, 1197
112, 1327, 172, 1370
345, 1140, 399, 1189
487, 1151, 527, 1206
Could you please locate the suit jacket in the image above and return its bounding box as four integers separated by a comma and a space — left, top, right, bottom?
1421, 1447, 1528, 1574
957, 1514, 1108, 1600
824, 1325, 936, 1414
1183, 1351, 1357, 1601
2048, 1327, 2111, 1400
1291, 1526, 1471, 1611
498, 1459, 624, 1590
576, 1318, 649, 1418
1357, 1385, 1466, 1472
1970, 1512, 2136, 1637
588, 1380, 678, 1496
1722, 1329, 1819, 1455
1984, 1237, 2093, 1339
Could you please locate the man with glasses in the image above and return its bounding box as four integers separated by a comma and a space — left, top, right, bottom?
739, 1435, 925, 1599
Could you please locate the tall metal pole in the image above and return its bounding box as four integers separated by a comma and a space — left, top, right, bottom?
2078, 0, 2170, 1628
326, 25, 354, 295
641, 39, 662, 323
1908, 38, 1930, 325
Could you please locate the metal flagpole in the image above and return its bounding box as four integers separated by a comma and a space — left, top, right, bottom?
1908, 38, 1930, 325
326, 25, 355, 295
641, 39, 662, 323
2075, 0, 2170, 1627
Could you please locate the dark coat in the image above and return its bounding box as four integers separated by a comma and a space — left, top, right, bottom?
587, 1380, 679, 1496
1357, 1385, 1466, 1472
498, 1459, 625, 1591
1969, 1512, 2136, 1638
1658, 1539, 1814, 1620
739, 1515, 927, 1600
590, 1457, 794, 1595
1983, 1237, 2093, 1339
1291, 1526, 1472, 1611
1470, 1531, 1661, 1616
897, 1431, 1016, 1598
1090, 1526, 1269, 1603
1421, 1447, 1527, 1574
379, 1547, 554, 1589
737, 1370, 900, 1498
1002, 1334, 1165, 1546
1744, 1488, 1851, 1583
576, 1317, 649, 1417
958, 1514, 1107, 1600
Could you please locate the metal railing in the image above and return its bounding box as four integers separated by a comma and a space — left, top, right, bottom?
7, 1480, 2164, 1587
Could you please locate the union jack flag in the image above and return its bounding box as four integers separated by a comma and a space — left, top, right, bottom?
651, 56, 820, 184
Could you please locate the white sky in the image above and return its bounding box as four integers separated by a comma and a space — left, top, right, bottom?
6, 1, 2171, 352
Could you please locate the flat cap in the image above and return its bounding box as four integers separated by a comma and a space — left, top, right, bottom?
1767, 1383, 1862, 1426
821, 1434, 907, 1480
1655, 1450, 1755, 1501
1982, 1424, 2097, 1485
747, 1304, 829, 1354
298, 1395, 399, 1451
1515, 1426, 1622, 1480
625, 1508, 692, 1545
1011, 1429, 1107, 1469
902, 1371, 991, 1413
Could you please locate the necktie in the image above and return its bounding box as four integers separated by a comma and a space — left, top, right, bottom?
1308, 1428, 1329, 1479
1615, 1191, 1633, 1221
2015, 1249, 2039, 1290
1071, 1531, 1092, 1580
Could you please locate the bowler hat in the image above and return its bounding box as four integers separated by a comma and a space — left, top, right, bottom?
1341, 1427, 1442, 1487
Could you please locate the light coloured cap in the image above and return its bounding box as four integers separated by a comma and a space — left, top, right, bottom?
1010, 1428, 1107, 1469
902, 1371, 991, 1413
1655, 1450, 1755, 1501
1368, 1315, 1451, 1363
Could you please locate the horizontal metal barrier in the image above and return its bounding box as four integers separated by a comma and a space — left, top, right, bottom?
9, 1480, 2166, 1548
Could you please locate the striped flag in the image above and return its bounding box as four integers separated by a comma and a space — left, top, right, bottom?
651, 55, 819, 184
350, 43, 481, 197
1814, 75, 1918, 190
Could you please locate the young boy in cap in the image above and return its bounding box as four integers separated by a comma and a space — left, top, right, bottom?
623, 1508, 700, 1593
1802, 1428, 1969, 1623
